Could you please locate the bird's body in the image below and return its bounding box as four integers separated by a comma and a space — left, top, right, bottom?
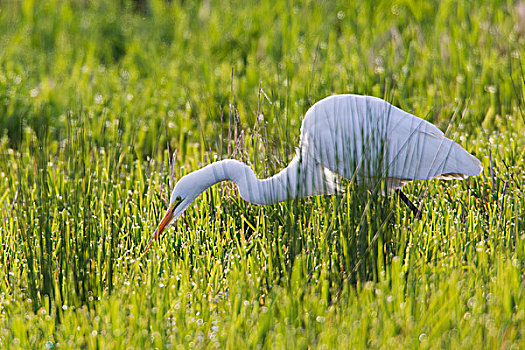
299, 95, 481, 189
144, 94, 482, 252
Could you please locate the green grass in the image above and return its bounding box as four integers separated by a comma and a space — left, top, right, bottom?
1, 0, 524, 348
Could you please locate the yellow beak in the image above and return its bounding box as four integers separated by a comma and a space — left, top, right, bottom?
143, 204, 175, 254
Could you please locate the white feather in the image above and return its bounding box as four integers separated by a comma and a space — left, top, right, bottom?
159, 95, 482, 221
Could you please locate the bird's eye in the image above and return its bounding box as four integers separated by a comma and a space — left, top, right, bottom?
176, 196, 182, 202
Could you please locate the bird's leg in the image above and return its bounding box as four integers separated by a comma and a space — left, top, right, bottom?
395, 189, 422, 219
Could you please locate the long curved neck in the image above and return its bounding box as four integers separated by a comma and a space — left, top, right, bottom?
194, 159, 301, 205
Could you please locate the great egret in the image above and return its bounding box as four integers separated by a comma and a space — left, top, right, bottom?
144, 94, 482, 252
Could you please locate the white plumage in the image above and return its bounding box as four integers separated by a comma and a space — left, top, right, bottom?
298, 94, 481, 190
144, 94, 482, 252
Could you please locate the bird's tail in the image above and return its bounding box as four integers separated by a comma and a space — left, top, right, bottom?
435, 140, 482, 180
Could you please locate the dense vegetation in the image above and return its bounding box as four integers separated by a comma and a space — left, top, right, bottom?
0, 0, 524, 348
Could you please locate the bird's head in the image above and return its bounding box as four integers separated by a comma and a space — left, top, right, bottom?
143, 174, 200, 253
142, 160, 239, 253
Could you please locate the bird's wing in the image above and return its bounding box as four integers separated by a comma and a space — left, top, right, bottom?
385, 108, 482, 180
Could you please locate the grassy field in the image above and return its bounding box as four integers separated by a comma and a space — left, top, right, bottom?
1, 0, 524, 348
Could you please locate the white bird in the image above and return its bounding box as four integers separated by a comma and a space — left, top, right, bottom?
144, 94, 482, 252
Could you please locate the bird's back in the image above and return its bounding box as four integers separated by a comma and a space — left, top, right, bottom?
298, 94, 481, 188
